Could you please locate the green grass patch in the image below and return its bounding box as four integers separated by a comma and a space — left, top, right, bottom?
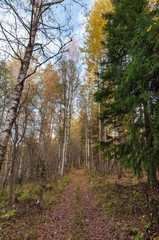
0, 174, 72, 240
72, 183, 85, 240
89, 173, 159, 239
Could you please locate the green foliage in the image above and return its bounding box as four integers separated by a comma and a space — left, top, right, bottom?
18, 189, 32, 203
84, 170, 90, 176
31, 185, 42, 196
36, 156, 47, 180
72, 183, 84, 240
135, 232, 144, 240
0, 191, 9, 208
0, 174, 72, 239
43, 175, 72, 210
1, 210, 15, 220
96, 0, 159, 185
90, 173, 159, 238
133, 192, 139, 201
15, 184, 42, 203
62, 175, 72, 186
127, 227, 139, 236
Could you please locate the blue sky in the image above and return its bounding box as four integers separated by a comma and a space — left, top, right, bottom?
70, 0, 95, 47
0, 0, 95, 64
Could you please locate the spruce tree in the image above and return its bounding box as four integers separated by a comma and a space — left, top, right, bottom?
96, 0, 159, 185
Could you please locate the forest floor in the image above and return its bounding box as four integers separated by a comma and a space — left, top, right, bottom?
0, 169, 159, 240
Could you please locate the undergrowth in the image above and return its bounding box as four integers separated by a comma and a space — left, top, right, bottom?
0, 174, 72, 240
88, 172, 159, 240
72, 183, 85, 240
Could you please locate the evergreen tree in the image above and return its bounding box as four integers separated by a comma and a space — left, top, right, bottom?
96, 0, 159, 185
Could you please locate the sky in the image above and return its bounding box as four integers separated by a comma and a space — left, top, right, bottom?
0, 0, 95, 65
72, 0, 95, 47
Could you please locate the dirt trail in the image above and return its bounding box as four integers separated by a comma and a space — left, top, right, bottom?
76, 171, 117, 240
38, 170, 117, 240
38, 173, 77, 240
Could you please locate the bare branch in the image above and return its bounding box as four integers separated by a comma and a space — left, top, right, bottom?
0, 23, 22, 61
0, 48, 20, 61
42, 0, 65, 8
3, 0, 29, 32
72, 0, 87, 10
41, 0, 65, 15
18, 38, 72, 85
0, 22, 26, 49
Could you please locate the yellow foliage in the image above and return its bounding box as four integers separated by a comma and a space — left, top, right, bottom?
84, 0, 114, 71
42, 63, 59, 102
147, 25, 152, 32
84, 0, 156, 71
149, 0, 157, 9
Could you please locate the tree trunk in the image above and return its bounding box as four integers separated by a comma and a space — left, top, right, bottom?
104, 123, 107, 177
60, 103, 67, 176
0, 20, 38, 171
89, 120, 94, 178
9, 123, 18, 205
143, 102, 158, 187
0, 153, 11, 195
98, 102, 102, 172
65, 87, 73, 167
85, 119, 89, 168
58, 106, 62, 174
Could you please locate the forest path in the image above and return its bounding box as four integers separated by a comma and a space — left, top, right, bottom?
38, 169, 116, 240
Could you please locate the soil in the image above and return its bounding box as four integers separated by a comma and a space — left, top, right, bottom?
37, 172, 77, 240
37, 169, 118, 240
2, 169, 155, 239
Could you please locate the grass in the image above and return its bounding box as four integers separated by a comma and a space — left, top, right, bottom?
0, 174, 72, 240
72, 183, 85, 240
87, 172, 159, 239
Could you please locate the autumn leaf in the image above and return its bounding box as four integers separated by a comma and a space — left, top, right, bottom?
147, 25, 152, 32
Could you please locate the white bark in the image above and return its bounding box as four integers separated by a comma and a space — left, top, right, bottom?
0, 0, 67, 171
61, 119, 67, 176
0, 1, 40, 170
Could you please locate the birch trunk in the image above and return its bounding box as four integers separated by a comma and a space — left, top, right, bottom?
60, 97, 68, 176
65, 109, 71, 165
0, 0, 65, 171
90, 130, 94, 178
60, 117, 67, 176
65, 84, 74, 166
0, 19, 38, 171
89, 118, 94, 178
60, 63, 70, 176
58, 106, 62, 174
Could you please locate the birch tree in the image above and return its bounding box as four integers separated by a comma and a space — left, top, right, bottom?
0, 0, 79, 171
58, 44, 80, 176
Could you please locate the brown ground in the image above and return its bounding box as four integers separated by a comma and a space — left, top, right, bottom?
37, 170, 117, 240
37, 172, 77, 240
78, 171, 118, 240
3, 170, 156, 239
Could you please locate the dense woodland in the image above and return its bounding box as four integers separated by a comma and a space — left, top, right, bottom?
0, 0, 159, 239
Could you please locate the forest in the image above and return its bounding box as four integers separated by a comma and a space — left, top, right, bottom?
0, 0, 159, 239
